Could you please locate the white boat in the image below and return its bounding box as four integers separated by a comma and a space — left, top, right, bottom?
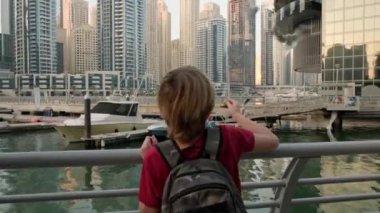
55, 100, 158, 142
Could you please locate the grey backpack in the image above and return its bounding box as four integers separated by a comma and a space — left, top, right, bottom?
156, 127, 247, 213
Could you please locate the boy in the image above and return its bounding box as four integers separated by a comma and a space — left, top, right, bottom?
139, 66, 279, 213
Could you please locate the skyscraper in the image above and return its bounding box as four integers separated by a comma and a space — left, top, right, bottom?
196, 2, 227, 83
72, 0, 88, 28
261, 8, 274, 86
146, 0, 171, 86
228, 0, 258, 91
146, 0, 159, 86
71, 26, 97, 74
97, 0, 146, 88
15, 0, 57, 74
180, 0, 199, 67
157, 0, 171, 81
171, 39, 180, 70
0, 0, 14, 72
57, 0, 71, 73
56, 28, 66, 74
70, 0, 96, 73
89, 4, 97, 28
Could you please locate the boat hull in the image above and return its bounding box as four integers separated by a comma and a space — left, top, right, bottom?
55, 122, 153, 143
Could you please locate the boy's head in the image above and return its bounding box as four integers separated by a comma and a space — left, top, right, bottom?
158, 66, 215, 143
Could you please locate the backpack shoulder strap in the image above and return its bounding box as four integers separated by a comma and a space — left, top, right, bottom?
204, 126, 222, 160
155, 140, 184, 169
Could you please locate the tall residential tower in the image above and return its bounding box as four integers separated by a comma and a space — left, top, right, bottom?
70, 0, 96, 73
0, 0, 14, 72
147, 0, 171, 86
97, 0, 146, 88
180, 0, 199, 67
196, 2, 227, 83
15, 0, 57, 74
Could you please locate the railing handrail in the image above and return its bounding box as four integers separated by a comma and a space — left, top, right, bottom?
0, 141, 379, 169
0, 140, 379, 212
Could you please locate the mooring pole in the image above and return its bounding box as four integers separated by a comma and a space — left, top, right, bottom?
84, 94, 93, 148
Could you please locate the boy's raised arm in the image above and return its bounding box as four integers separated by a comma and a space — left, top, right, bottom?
225, 99, 279, 152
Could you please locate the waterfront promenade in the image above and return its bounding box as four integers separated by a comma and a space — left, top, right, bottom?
0, 95, 379, 118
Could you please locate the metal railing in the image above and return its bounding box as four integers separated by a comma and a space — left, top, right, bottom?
0, 141, 379, 213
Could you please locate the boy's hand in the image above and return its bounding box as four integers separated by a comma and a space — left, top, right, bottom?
224, 99, 241, 118
140, 135, 158, 159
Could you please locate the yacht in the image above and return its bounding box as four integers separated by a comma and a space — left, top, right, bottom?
55, 100, 158, 142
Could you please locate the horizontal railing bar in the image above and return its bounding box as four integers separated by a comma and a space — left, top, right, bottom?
244, 201, 279, 209
243, 141, 380, 159
0, 141, 379, 169
292, 192, 380, 205
241, 175, 380, 190
298, 174, 380, 185
3, 174, 378, 204
241, 180, 285, 189
0, 189, 138, 203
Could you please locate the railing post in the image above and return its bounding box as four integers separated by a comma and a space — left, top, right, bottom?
271, 157, 308, 213
84, 94, 95, 148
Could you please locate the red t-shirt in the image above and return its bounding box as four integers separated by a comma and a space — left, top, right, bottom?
138, 125, 255, 209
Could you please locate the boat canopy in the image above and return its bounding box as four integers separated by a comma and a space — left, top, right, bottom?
91, 102, 138, 116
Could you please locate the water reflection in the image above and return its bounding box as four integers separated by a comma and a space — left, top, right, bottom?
318, 154, 380, 213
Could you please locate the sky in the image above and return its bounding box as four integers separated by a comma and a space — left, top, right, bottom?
167, 0, 228, 39
87, 0, 228, 39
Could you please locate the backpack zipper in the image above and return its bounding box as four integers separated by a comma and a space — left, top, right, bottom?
169, 183, 231, 204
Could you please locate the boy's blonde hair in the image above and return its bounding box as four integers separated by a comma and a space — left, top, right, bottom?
158, 66, 215, 143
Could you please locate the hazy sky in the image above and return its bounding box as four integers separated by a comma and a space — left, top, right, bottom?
87, 0, 228, 39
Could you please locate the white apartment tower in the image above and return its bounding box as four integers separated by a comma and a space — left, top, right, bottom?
71, 26, 97, 74
70, 0, 96, 73
180, 0, 199, 67
97, 0, 146, 88
261, 8, 274, 85
15, 0, 57, 74
196, 2, 227, 83
157, 0, 171, 81
72, 0, 88, 28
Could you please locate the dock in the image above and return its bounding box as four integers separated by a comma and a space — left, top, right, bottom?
83, 129, 149, 148
0, 122, 55, 134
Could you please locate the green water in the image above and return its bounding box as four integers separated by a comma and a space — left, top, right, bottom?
0, 118, 379, 213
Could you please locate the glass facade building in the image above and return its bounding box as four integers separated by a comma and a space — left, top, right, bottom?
322, 0, 380, 86
196, 3, 227, 84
